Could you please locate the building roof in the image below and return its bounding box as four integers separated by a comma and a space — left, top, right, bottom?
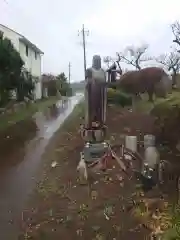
0, 24, 44, 54
19, 37, 43, 54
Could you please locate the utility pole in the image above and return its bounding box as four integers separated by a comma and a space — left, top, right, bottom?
68, 62, 71, 83
78, 24, 89, 79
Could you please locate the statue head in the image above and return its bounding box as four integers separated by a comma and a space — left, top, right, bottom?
92, 55, 101, 69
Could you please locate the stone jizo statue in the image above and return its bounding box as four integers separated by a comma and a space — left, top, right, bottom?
85, 55, 107, 129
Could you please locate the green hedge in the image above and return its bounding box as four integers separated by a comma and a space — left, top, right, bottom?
150, 96, 180, 147
107, 88, 132, 107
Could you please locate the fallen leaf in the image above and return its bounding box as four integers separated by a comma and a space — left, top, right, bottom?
94, 181, 98, 185
104, 205, 114, 216
91, 190, 98, 200
124, 154, 132, 160
104, 212, 110, 220
120, 182, 124, 187
35, 224, 41, 229
152, 213, 161, 221
113, 224, 122, 232
95, 233, 105, 240
51, 161, 57, 168
116, 174, 123, 182
151, 226, 164, 237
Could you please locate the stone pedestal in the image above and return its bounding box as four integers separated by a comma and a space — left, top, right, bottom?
83, 142, 109, 163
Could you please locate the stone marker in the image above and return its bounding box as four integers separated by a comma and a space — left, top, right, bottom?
85, 55, 107, 129
82, 55, 108, 163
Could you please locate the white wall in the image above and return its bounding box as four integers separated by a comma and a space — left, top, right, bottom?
0, 25, 42, 100
19, 42, 41, 77
19, 42, 42, 99
35, 81, 42, 100
0, 24, 20, 50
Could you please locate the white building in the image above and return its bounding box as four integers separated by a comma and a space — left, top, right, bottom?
0, 24, 44, 100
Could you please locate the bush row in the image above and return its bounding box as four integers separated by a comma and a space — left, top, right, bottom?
150, 96, 180, 147
107, 88, 132, 107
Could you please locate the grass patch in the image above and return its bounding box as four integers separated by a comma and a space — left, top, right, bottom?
136, 91, 180, 113
135, 99, 154, 113
0, 96, 59, 131
162, 205, 180, 240
107, 88, 132, 107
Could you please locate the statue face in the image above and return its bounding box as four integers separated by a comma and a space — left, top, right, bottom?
92, 55, 101, 69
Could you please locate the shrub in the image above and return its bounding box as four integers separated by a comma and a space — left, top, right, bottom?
107, 88, 132, 107
0, 32, 36, 105
151, 96, 180, 147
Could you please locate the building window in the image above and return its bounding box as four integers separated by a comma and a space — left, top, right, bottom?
35, 51, 37, 60
26, 45, 28, 56
0, 31, 3, 38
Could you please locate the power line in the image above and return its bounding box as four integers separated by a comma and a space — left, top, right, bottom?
68, 62, 71, 83
78, 24, 89, 80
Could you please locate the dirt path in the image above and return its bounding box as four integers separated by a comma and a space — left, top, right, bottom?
18, 104, 162, 240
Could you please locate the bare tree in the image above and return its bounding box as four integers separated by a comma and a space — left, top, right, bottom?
116, 53, 123, 75
104, 55, 123, 75
117, 44, 149, 70
172, 21, 180, 51
103, 56, 113, 68
156, 51, 180, 86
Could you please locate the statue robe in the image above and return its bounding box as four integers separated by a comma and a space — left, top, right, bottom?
85, 67, 106, 128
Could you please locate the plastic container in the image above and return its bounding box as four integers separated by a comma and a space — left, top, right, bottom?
144, 135, 155, 149
125, 135, 137, 152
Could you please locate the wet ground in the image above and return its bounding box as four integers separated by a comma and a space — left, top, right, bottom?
19, 104, 167, 240
0, 94, 83, 240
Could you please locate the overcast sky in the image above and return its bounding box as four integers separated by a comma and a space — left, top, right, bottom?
0, 0, 180, 82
